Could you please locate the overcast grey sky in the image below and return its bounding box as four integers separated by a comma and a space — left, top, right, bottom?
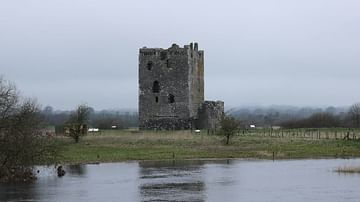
1, 0, 359, 110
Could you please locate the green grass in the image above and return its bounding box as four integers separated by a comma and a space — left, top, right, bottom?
55, 129, 360, 164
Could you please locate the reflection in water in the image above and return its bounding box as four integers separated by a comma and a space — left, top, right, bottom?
0, 182, 39, 202
2, 159, 360, 202
0, 166, 56, 202
66, 164, 87, 176
139, 160, 207, 202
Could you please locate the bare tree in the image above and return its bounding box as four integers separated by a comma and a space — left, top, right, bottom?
219, 115, 240, 145
0, 77, 58, 182
0, 77, 18, 120
67, 104, 91, 143
349, 103, 360, 128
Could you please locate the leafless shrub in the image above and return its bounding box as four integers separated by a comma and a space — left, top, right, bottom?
0, 77, 58, 182
66, 104, 91, 143
218, 115, 241, 145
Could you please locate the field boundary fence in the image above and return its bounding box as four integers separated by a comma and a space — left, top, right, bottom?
237, 128, 360, 140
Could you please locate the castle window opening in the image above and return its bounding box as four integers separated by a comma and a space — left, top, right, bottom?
166, 59, 170, 68
168, 94, 175, 103
152, 81, 160, 93
155, 96, 159, 103
147, 61, 153, 70
160, 51, 167, 60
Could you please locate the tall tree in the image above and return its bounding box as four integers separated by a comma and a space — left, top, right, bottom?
67, 104, 91, 143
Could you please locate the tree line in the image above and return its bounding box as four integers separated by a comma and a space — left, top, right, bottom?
280, 106, 360, 128
41, 106, 138, 132
229, 105, 360, 128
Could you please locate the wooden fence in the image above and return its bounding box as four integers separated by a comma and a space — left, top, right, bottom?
237, 128, 360, 140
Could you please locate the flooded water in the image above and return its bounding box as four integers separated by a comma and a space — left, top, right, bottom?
1, 159, 360, 202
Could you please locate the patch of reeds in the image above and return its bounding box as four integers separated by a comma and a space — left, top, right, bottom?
335, 166, 360, 173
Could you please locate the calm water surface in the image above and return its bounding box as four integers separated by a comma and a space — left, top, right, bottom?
1, 159, 360, 202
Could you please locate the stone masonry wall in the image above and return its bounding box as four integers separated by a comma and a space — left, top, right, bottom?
188, 43, 204, 118
196, 101, 224, 131
138, 43, 204, 130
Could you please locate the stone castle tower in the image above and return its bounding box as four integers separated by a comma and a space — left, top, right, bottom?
138, 42, 223, 130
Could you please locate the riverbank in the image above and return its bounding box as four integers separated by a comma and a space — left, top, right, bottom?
55, 129, 360, 164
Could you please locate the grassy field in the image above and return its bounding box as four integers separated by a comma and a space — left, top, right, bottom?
56, 129, 360, 164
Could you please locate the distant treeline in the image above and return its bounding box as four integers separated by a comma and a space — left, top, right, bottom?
41, 106, 138, 130
42, 103, 360, 131
229, 104, 360, 128
280, 112, 349, 128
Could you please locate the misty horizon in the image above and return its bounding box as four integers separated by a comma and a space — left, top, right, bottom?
42, 104, 352, 114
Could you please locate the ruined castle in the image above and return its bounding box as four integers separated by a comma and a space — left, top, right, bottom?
138, 43, 224, 130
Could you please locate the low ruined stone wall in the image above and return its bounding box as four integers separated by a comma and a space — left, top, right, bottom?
196, 101, 224, 130
139, 118, 193, 130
